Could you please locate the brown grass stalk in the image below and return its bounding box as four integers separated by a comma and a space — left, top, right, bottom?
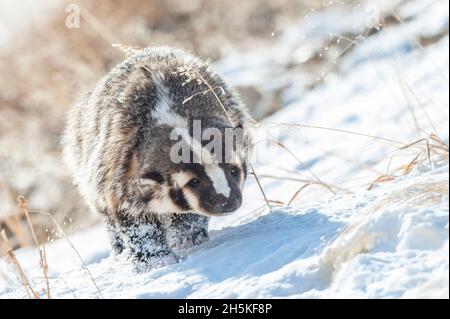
0, 182, 30, 247
248, 163, 272, 212
402, 151, 424, 175
29, 210, 103, 299
18, 196, 51, 299
1, 215, 30, 248
288, 183, 312, 206
367, 175, 396, 191
260, 121, 412, 147
112, 43, 143, 57
1, 230, 39, 299
267, 200, 285, 206
272, 140, 337, 195
385, 134, 449, 175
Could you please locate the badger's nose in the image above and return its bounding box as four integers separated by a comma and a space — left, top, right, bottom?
214, 196, 242, 213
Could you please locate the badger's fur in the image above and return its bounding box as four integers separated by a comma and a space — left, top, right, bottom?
62, 47, 252, 270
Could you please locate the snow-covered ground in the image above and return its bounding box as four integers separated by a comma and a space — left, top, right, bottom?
1, 0, 448, 298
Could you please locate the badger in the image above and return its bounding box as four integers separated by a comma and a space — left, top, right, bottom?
62, 47, 252, 270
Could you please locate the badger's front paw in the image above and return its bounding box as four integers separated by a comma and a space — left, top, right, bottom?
169, 228, 209, 252
132, 248, 179, 272
191, 227, 209, 247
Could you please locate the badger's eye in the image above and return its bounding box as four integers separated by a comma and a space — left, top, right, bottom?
230, 166, 240, 178
187, 178, 201, 188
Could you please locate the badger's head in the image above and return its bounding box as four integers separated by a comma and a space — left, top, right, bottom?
131, 120, 250, 217
102, 48, 254, 217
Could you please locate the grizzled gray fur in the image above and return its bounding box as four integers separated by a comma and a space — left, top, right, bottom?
62, 47, 252, 271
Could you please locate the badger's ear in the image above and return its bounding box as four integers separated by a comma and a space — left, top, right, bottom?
139, 66, 153, 78
237, 122, 254, 160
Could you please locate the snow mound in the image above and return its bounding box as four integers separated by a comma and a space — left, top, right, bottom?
0, 161, 447, 298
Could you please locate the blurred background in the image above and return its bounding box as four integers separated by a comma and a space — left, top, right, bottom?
0, 0, 448, 249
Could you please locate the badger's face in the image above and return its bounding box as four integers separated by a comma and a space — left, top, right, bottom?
134, 123, 250, 217
171, 162, 246, 215
136, 162, 247, 217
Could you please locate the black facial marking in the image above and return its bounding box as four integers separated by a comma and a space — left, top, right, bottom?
187, 178, 201, 188
141, 171, 165, 184
141, 190, 155, 203
185, 163, 208, 180
169, 189, 191, 211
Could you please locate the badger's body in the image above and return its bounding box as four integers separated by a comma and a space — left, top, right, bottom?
63, 47, 252, 270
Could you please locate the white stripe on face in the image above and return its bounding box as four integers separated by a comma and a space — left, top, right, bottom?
172, 171, 193, 189
182, 188, 201, 212
151, 73, 188, 128
179, 129, 231, 198
204, 165, 230, 198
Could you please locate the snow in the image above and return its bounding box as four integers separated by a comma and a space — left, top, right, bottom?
1, 162, 447, 298
1, 0, 449, 299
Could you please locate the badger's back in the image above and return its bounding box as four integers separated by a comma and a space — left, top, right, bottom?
62, 47, 250, 215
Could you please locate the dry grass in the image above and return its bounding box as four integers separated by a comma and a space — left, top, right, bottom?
29, 209, 104, 299
178, 66, 235, 125
244, 125, 449, 208
0, 197, 50, 298
249, 163, 273, 212
288, 183, 312, 206
1, 230, 39, 298
0, 182, 30, 248
368, 133, 449, 190
19, 196, 51, 299
1, 196, 104, 299
272, 140, 338, 195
